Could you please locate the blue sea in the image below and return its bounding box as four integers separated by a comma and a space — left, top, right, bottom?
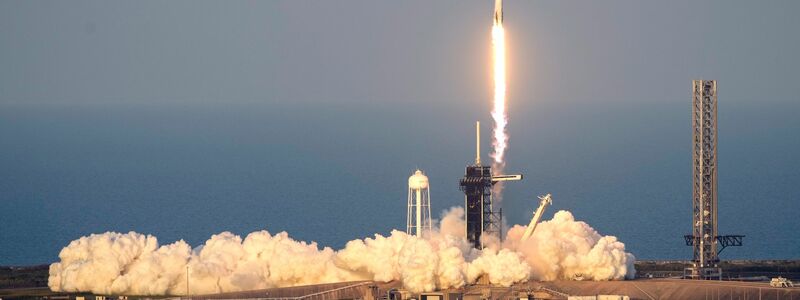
1, 100, 798, 265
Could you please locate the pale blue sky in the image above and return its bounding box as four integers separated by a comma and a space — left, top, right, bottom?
1, 1, 799, 264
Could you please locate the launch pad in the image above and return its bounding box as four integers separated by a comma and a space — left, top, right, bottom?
459, 164, 497, 249
460, 122, 522, 249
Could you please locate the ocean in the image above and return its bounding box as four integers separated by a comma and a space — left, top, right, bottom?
1, 100, 798, 265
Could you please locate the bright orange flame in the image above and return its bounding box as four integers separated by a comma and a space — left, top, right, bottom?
490, 21, 507, 171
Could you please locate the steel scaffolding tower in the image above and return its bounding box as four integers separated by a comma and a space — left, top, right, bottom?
460, 122, 521, 249
684, 80, 743, 280
460, 164, 496, 249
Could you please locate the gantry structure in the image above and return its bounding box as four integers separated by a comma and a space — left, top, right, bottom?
460, 122, 521, 249
684, 80, 743, 280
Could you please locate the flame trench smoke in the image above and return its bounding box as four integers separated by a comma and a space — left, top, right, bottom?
490, 2, 509, 197
49, 208, 635, 295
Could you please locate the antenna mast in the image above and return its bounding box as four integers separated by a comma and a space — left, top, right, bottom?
476, 121, 481, 166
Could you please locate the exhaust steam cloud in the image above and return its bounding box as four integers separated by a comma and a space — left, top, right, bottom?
49, 208, 635, 295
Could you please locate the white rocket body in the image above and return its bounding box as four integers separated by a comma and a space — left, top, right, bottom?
494, 0, 503, 25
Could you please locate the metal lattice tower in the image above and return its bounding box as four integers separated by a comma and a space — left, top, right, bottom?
684, 80, 743, 280
460, 122, 521, 249
460, 164, 496, 248
690, 79, 720, 278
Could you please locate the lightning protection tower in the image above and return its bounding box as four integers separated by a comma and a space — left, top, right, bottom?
407, 169, 432, 237
684, 80, 743, 280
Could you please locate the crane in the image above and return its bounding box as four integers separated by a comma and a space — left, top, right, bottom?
521, 194, 552, 241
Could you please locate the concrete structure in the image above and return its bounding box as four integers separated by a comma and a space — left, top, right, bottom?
459, 122, 522, 248
407, 169, 432, 236
6, 276, 800, 299
684, 80, 743, 280
186, 279, 798, 300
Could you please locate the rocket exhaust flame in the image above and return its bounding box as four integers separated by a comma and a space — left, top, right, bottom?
491, 0, 509, 196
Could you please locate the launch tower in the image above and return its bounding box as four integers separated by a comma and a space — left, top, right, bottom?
684, 80, 743, 280
460, 122, 522, 249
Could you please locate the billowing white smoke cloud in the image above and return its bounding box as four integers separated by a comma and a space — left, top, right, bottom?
505, 210, 636, 281
49, 208, 634, 295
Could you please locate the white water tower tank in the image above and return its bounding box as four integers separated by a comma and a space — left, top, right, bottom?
407, 169, 432, 237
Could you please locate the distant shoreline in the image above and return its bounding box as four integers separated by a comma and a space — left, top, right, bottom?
0, 264, 49, 289
3, 260, 799, 291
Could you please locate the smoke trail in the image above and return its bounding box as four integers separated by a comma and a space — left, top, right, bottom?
49, 208, 634, 295
490, 8, 509, 198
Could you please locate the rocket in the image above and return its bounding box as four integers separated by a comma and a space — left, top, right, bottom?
494, 0, 503, 25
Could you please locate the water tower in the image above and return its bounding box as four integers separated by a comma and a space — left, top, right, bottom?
407, 169, 432, 237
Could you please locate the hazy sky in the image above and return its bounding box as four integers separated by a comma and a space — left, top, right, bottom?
4, 1, 799, 107
1, 1, 799, 264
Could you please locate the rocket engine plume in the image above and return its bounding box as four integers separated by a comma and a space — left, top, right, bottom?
490, 0, 509, 196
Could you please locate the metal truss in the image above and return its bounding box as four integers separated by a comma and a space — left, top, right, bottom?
685, 80, 743, 279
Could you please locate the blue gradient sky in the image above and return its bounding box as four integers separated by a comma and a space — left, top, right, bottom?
1, 1, 799, 264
